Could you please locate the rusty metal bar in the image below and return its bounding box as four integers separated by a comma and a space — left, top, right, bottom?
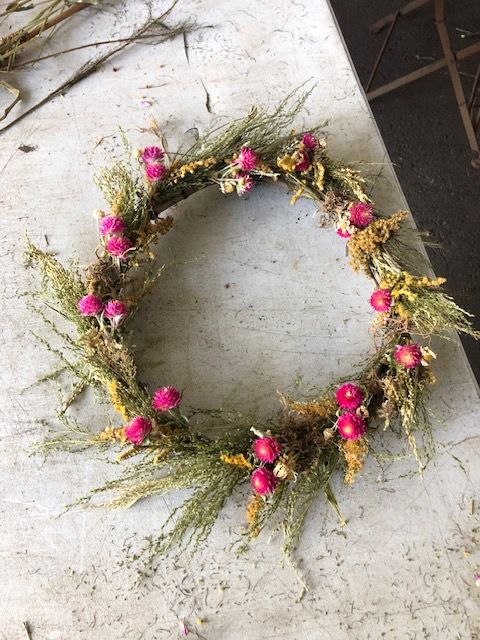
369, 0, 432, 34
366, 11, 400, 93
367, 41, 480, 100
468, 61, 480, 115
434, 0, 480, 163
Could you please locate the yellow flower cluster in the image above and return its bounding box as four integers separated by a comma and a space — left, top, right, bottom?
348, 210, 408, 274
277, 153, 297, 172
246, 494, 264, 537
92, 425, 126, 444
280, 393, 337, 419
256, 162, 275, 174
169, 156, 217, 181
219, 452, 253, 469
313, 161, 325, 191
106, 380, 129, 421
341, 438, 368, 485
380, 271, 446, 320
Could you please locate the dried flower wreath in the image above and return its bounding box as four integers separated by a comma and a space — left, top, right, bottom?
27, 93, 479, 562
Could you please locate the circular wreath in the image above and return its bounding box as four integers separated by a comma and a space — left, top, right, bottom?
28, 95, 479, 561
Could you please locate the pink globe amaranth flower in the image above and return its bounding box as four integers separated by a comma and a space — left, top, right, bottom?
349, 202, 374, 229
335, 383, 365, 411
394, 343, 422, 369
141, 146, 164, 163
78, 293, 103, 316
105, 235, 133, 259
370, 288, 392, 312
253, 436, 281, 463
124, 416, 152, 445
295, 150, 311, 172
236, 173, 253, 195
337, 412, 367, 441
251, 467, 279, 495
152, 386, 182, 411
145, 161, 167, 182
104, 299, 127, 326
236, 146, 258, 171
99, 215, 127, 237
302, 132, 317, 149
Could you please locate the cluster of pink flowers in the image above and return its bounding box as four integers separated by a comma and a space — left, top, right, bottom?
140, 145, 167, 183
77, 294, 128, 326
336, 202, 375, 238
225, 146, 258, 196
99, 213, 133, 260
123, 385, 183, 445
335, 382, 367, 441
250, 436, 281, 495
291, 132, 318, 174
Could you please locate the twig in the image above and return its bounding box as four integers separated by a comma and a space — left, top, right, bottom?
0, 79, 20, 120
8, 32, 182, 69
22, 621, 32, 640
11, 3, 90, 50
0, 2, 191, 134
0, 2, 96, 69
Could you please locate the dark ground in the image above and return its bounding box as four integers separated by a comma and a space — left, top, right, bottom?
330, 0, 480, 382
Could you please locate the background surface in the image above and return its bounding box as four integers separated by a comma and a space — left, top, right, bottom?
0, 1, 479, 638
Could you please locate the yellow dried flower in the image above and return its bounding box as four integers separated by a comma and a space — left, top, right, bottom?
246, 494, 264, 537
117, 446, 141, 461
106, 380, 129, 421
380, 271, 447, 320
313, 161, 325, 191
277, 154, 297, 172
92, 425, 126, 444
169, 157, 217, 180
279, 393, 337, 419
330, 166, 368, 201
219, 452, 253, 469
348, 210, 409, 275
393, 301, 411, 320
341, 438, 368, 485
290, 187, 304, 205
256, 162, 275, 174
